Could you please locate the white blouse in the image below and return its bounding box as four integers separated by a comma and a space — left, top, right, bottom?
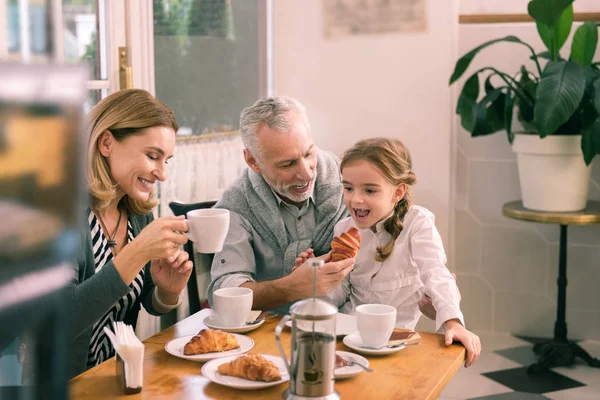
326, 205, 464, 331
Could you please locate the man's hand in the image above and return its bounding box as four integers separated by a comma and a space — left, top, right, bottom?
445, 319, 481, 368
294, 248, 315, 269
286, 256, 354, 299
418, 273, 461, 320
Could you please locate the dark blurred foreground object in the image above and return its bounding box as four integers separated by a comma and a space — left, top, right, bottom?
0, 64, 87, 400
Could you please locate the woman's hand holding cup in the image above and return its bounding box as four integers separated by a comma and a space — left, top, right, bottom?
134, 216, 189, 262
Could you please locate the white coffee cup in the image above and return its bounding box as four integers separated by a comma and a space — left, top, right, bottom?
213, 287, 253, 327
185, 208, 230, 253
356, 304, 397, 348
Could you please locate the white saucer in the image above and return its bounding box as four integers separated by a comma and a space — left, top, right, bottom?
203, 314, 264, 333
335, 350, 369, 379
164, 333, 254, 362
342, 331, 405, 356
285, 313, 358, 337
202, 354, 290, 390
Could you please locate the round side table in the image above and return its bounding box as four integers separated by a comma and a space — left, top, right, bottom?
503, 200, 600, 372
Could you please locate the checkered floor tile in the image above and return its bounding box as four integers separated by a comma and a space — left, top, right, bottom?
438, 333, 600, 400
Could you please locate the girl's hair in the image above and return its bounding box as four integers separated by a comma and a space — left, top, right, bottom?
86, 89, 178, 215
341, 137, 417, 262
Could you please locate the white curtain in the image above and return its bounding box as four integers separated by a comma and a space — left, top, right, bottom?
159, 133, 246, 216
137, 133, 246, 339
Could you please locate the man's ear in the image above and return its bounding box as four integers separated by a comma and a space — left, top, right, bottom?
97, 130, 114, 157
243, 149, 261, 174
392, 183, 407, 203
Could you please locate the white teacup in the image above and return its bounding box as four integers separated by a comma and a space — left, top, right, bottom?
185, 208, 230, 254
356, 304, 397, 348
212, 287, 253, 327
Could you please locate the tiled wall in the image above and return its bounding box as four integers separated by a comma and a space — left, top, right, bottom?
452, 23, 600, 340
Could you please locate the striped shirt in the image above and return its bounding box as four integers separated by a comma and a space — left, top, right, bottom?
86, 210, 144, 368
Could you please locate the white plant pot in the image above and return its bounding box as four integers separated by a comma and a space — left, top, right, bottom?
512, 134, 593, 212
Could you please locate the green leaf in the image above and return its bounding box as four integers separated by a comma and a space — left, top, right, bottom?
581, 129, 594, 165
456, 73, 480, 132
516, 67, 537, 126
484, 75, 495, 94
535, 5, 573, 58
595, 79, 600, 114
534, 61, 586, 136
528, 0, 574, 27
531, 51, 554, 61
472, 88, 507, 136
449, 36, 527, 84
581, 118, 600, 165
571, 22, 598, 66
504, 93, 515, 144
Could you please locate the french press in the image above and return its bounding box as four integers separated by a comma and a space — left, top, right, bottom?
275, 259, 340, 400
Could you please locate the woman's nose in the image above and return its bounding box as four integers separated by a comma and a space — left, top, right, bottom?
154, 164, 167, 181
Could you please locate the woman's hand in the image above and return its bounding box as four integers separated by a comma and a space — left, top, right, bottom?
444, 319, 481, 368
113, 216, 189, 286
150, 248, 193, 300
133, 216, 189, 262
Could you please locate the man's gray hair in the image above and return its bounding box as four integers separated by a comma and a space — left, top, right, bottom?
239, 96, 309, 159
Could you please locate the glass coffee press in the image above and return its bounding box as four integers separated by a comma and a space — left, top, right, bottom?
275, 259, 339, 400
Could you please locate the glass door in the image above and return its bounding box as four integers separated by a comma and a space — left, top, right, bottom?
127, 0, 270, 137
1, 0, 128, 108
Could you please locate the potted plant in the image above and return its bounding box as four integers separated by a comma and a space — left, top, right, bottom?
450, 0, 600, 212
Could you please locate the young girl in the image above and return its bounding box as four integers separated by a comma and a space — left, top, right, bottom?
325, 137, 480, 367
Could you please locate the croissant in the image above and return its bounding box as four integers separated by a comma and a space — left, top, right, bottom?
330, 227, 361, 261
183, 329, 240, 355
217, 354, 281, 382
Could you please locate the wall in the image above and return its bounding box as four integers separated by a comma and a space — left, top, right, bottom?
453, 14, 600, 339
272, 0, 600, 340
460, 0, 599, 14
272, 0, 458, 248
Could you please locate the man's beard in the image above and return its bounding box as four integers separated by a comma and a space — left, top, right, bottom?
263, 173, 317, 203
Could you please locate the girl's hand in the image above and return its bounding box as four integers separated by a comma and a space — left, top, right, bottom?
133, 216, 189, 262
444, 319, 481, 368
293, 248, 315, 271
150, 248, 193, 298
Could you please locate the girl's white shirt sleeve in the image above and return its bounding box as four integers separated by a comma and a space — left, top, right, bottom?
410, 209, 465, 331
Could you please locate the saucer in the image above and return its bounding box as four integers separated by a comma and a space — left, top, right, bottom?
342, 331, 406, 356
335, 350, 369, 379
165, 333, 254, 362
203, 314, 264, 333
202, 354, 289, 390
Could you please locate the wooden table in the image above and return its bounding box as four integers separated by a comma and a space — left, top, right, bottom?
70, 309, 466, 399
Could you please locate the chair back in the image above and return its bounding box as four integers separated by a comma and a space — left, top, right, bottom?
168, 200, 217, 315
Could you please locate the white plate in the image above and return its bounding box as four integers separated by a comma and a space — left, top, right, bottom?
342, 331, 405, 356
164, 333, 254, 362
335, 350, 369, 379
202, 354, 290, 390
285, 313, 358, 337
203, 314, 265, 333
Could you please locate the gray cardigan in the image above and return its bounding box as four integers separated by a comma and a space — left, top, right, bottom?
67, 209, 162, 378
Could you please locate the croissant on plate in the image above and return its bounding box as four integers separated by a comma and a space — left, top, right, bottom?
183, 329, 239, 355
330, 227, 361, 261
217, 354, 282, 382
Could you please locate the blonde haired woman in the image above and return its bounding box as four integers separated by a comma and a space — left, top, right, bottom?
69, 89, 192, 377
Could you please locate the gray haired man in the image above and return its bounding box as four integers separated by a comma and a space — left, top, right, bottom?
207, 97, 354, 311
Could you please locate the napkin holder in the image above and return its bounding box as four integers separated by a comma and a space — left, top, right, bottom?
116, 354, 142, 395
